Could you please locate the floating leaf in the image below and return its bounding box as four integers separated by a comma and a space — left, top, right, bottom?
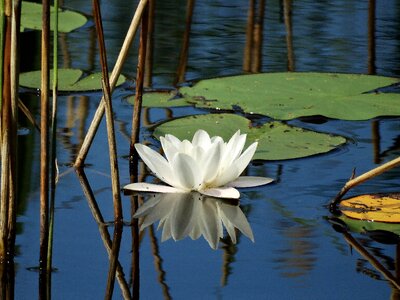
181, 72, 400, 120
128, 91, 189, 108
21, 1, 87, 33
154, 113, 346, 160
19, 69, 127, 92
340, 193, 400, 223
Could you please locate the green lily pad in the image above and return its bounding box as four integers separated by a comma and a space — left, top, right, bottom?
180, 72, 400, 120
128, 91, 189, 108
21, 1, 87, 33
154, 113, 346, 160
19, 68, 127, 92
339, 214, 400, 235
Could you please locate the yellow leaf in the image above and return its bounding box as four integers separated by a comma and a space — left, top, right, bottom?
339, 193, 400, 223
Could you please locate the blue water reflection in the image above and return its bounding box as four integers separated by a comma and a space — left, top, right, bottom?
134, 192, 254, 250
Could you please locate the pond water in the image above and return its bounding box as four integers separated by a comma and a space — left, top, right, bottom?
14, 0, 400, 299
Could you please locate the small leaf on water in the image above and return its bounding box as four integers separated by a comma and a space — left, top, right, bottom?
19, 68, 127, 92
21, 1, 87, 33
154, 113, 346, 160
340, 193, 400, 223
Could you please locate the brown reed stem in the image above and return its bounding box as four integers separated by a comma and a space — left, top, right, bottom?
283, 0, 294, 71
0, 10, 11, 261
130, 3, 148, 170
251, 0, 264, 73
144, 0, 155, 88
39, 0, 50, 294
331, 156, 400, 208
243, 0, 255, 72
174, 0, 195, 86
74, 0, 149, 168
6, 0, 21, 264
92, 0, 124, 296
92, 0, 122, 222
75, 169, 131, 299
343, 231, 400, 290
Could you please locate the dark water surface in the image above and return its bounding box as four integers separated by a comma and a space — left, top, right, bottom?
15, 0, 400, 299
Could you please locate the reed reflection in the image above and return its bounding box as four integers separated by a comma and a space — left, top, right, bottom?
134, 192, 254, 250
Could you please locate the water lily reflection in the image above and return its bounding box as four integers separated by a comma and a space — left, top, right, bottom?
134, 192, 254, 249
124, 130, 273, 199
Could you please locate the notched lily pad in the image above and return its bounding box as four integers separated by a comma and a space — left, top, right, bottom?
340, 193, 400, 223
21, 1, 87, 33
19, 68, 127, 92
154, 113, 346, 160
180, 72, 400, 120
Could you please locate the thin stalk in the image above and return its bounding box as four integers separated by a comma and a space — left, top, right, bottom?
343, 231, 400, 290
74, 0, 149, 168
283, 0, 294, 71
174, 0, 195, 86
0, 0, 5, 109
143, 0, 154, 88
251, 0, 264, 72
130, 2, 148, 166
243, 0, 255, 72
331, 156, 400, 207
92, 0, 122, 222
7, 0, 21, 263
47, 0, 59, 294
149, 225, 171, 299
18, 98, 40, 132
129, 6, 149, 297
0, 4, 11, 262
92, 0, 124, 296
39, 0, 50, 295
75, 169, 131, 299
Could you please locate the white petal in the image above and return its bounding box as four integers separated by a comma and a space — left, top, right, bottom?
160, 136, 179, 163
123, 182, 185, 194
172, 153, 202, 190
135, 144, 177, 187
225, 130, 246, 163
202, 141, 222, 183
232, 141, 258, 176
181, 140, 193, 155
225, 176, 274, 188
164, 134, 182, 148
200, 187, 240, 199
192, 129, 211, 148
132, 196, 162, 219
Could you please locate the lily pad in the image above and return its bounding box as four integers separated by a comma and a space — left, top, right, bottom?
21, 1, 87, 33
180, 72, 400, 120
340, 193, 400, 223
154, 113, 346, 160
129, 91, 189, 108
338, 214, 400, 235
19, 69, 127, 92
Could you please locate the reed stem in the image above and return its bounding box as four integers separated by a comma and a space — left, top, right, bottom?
74, 0, 149, 168
39, 0, 50, 293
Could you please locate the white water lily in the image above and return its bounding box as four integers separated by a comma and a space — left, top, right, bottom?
124, 129, 273, 199
134, 192, 254, 249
